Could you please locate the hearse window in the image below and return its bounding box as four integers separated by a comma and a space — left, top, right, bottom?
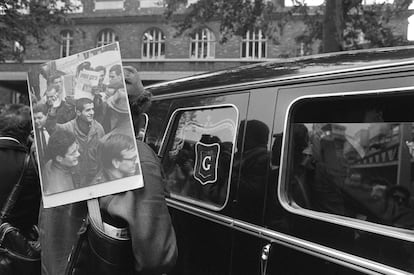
283, 92, 414, 232
163, 105, 237, 210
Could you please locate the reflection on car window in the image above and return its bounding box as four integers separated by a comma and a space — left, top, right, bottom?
287, 120, 414, 230
163, 106, 237, 209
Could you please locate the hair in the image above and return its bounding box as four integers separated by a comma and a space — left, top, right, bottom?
109, 64, 122, 76
75, 98, 93, 113
76, 61, 92, 77
32, 103, 48, 115
99, 133, 135, 169
47, 130, 76, 161
0, 104, 32, 144
95, 65, 106, 74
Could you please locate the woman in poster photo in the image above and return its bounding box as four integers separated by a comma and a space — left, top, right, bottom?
42, 130, 80, 195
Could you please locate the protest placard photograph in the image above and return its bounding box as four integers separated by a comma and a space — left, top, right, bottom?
27, 42, 143, 208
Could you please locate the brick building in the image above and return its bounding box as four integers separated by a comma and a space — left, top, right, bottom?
0, 0, 412, 103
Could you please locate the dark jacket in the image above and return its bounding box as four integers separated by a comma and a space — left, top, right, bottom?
45, 100, 75, 128
0, 138, 41, 231
40, 140, 177, 275
99, 140, 178, 274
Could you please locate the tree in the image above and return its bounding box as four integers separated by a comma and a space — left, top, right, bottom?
0, 0, 77, 62
164, 0, 413, 56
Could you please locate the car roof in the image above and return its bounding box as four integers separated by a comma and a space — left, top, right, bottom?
145, 46, 414, 96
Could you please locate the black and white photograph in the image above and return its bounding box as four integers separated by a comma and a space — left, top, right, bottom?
28, 43, 143, 208
5, 0, 414, 275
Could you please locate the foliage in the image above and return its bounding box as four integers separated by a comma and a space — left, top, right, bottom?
0, 0, 77, 62
164, 0, 414, 55
294, 0, 414, 54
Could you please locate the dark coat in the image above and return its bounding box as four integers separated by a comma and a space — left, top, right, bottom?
0, 138, 41, 231
99, 141, 178, 274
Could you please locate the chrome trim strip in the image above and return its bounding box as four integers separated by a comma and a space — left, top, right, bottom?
278, 86, 414, 243
159, 104, 240, 212
150, 59, 414, 98
167, 198, 411, 275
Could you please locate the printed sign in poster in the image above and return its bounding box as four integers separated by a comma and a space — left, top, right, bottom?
27, 42, 143, 208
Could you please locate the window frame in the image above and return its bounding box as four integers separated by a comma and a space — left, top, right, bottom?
240, 29, 267, 59
189, 28, 216, 59
60, 30, 73, 58
96, 29, 117, 48
160, 104, 239, 211
141, 28, 166, 59
279, 87, 414, 243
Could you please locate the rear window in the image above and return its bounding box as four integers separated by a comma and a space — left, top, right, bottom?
162, 105, 238, 210
281, 90, 414, 238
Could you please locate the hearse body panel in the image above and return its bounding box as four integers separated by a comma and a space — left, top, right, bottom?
144, 47, 414, 275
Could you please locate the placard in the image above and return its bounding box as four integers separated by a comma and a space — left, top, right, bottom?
28, 42, 143, 208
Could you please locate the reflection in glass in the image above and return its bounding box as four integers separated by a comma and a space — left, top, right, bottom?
287, 122, 414, 230
163, 106, 237, 209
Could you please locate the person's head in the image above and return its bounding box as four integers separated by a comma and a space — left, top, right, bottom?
47, 130, 80, 167
45, 85, 60, 106
48, 74, 63, 90
100, 133, 136, 177
385, 185, 411, 208
109, 64, 122, 85
95, 65, 106, 85
0, 104, 31, 144
238, 120, 269, 151
32, 103, 48, 129
76, 61, 92, 77
123, 66, 152, 130
75, 98, 94, 123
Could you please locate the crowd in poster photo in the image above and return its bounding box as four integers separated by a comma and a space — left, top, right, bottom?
30, 46, 138, 201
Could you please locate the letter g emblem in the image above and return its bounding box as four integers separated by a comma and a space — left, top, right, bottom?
202, 156, 212, 171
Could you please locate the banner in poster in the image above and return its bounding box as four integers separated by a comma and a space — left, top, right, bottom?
27, 42, 143, 208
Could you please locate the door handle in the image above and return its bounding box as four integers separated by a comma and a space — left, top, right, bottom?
260, 243, 272, 275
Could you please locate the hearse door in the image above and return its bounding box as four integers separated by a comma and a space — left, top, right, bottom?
229, 87, 278, 275
158, 92, 249, 275
262, 86, 414, 275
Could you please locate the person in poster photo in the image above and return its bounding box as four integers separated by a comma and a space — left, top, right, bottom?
32, 103, 50, 165
48, 98, 104, 188
40, 65, 177, 275
108, 64, 122, 87
44, 84, 75, 125
91, 133, 137, 186
42, 130, 80, 195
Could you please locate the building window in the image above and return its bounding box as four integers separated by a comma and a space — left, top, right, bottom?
139, 0, 165, 8
96, 29, 117, 47
408, 15, 414, 41
241, 29, 267, 59
94, 0, 124, 10
60, 30, 73, 58
190, 28, 215, 59
142, 28, 165, 59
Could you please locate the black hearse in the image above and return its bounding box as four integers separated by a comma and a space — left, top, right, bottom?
143, 46, 414, 275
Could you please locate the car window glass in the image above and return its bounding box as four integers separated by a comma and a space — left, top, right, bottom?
284, 93, 414, 231
162, 105, 238, 209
